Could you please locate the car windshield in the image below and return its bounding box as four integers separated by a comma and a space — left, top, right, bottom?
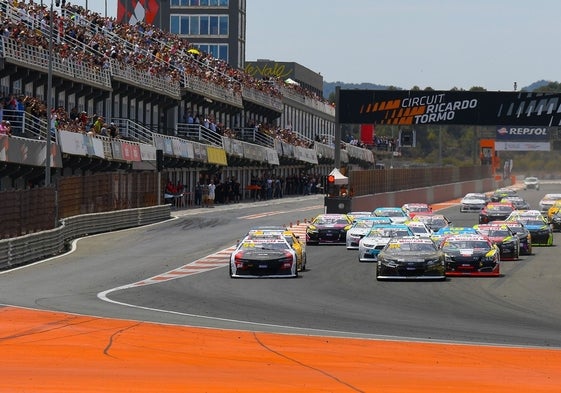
368, 228, 410, 237
385, 241, 436, 253
315, 217, 347, 225
377, 210, 404, 217
409, 226, 429, 234
478, 229, 510, 237
241, 241, 289, 250
442, 240, 490, 250
407, 205, 429, 212
518, 218, 544, 226
488, 205, 513, 212
353, 221, 374, 229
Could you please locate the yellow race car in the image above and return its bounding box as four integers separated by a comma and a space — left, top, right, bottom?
547, 200, 561, 221
246, 228, 307, 271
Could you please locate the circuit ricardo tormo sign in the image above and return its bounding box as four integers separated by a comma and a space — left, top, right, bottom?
338, 90, 561, 127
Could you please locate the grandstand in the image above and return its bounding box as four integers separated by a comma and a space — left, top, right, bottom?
0, 0, 375, 237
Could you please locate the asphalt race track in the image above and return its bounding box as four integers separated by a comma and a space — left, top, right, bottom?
2, 184, 561, 392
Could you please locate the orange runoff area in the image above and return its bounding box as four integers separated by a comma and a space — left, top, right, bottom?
2, 306, 561, 392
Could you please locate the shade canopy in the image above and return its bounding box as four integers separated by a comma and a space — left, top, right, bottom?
329, 168, 348, 185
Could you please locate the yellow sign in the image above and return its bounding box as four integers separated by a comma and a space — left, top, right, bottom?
206, 146, 227, 165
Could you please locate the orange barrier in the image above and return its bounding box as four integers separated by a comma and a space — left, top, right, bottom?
2, 306, 561, 393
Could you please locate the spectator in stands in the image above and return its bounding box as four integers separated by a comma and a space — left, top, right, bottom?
93, 115, 104, 134
108, 122, 119, 138
0, 119, 12, 136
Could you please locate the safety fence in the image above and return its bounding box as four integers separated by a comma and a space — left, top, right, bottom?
0, 204, 171, 270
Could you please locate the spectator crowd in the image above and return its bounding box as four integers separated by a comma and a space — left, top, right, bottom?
1, 0, 338, 147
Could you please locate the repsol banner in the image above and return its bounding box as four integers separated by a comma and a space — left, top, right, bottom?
496, 126, 549, 141
338, 90, 561, 126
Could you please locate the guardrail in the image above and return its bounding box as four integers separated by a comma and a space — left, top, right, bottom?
0, 205, 171, 270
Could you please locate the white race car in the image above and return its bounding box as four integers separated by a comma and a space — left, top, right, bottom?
405, 220, 433, 238
358, 224, 413, 262
346, 217, 391, 250
460, 193, 488, 212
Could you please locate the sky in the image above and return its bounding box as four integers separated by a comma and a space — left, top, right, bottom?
84, 0, 560, 91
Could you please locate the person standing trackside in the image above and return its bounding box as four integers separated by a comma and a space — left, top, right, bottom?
194, 181, 203, 206
202, 182, 210, 207
208, 180, 216, 207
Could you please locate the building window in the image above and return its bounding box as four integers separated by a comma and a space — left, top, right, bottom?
171, 0, 229, 7
170, 15, 228, 36
196, 44, 228, 62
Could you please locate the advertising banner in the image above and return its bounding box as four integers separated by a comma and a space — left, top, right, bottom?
0, 135, 62, 167
339, 90, 561, 126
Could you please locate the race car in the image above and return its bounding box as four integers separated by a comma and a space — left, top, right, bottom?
229, 235, 298, 278
431, 226, 477, 246
372, 207, 409, 224
549, 210, 561, 232
346, 217, 392, 250
347, 211, 373, 222
523, 176, 540, 190
247, 229, 307, 272
440, 234, 500, 277
508, 210, 553, 246
473, 223, 520, 260
358, 224, 414, 262
460, 193, 489, 212
492, 220, 532, 255
547, 200, 561, 222
375, 236, 446, 281
478, 202, 515, 224
411, 213, 452, 232
405, 220, 433, 238
306, 213, 353, 245
401, 203, 432, 218
538, 193, 561, 214
500, 196, 531, 211
490, 188, 519, 202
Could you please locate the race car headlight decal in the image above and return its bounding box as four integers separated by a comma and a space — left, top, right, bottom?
380, 258, 398, 268
425, 258, 441, 266
307, 225, 318, 233
344, 225, 352, 231
444, 254, 453, 262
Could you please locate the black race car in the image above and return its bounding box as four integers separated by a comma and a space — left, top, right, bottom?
440, 234, 501, 277
306, 213, 353, 245
376, 236, 446, 280
479, 202, 515, 224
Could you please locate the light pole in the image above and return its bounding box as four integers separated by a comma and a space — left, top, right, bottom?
45, 0, 54, 186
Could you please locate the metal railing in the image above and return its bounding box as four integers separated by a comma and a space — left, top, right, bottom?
241, 86, 283, 112
182, 74, 244, 108
176, 123, 224, 147
234, 127, 275, 148
0, 36, 112, 90
111, 118, 155, 145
